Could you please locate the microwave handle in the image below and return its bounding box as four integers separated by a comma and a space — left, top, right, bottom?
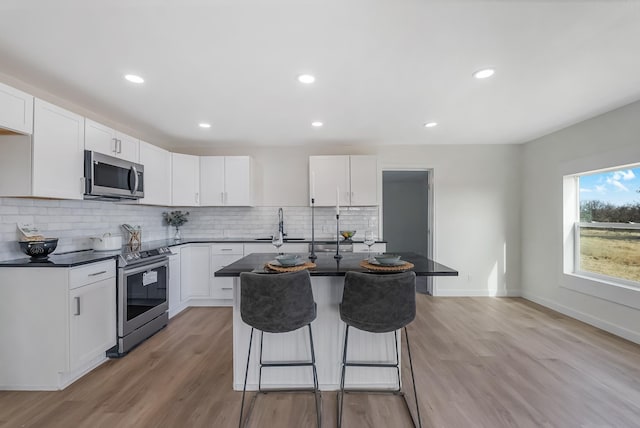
131, 165, 139, 194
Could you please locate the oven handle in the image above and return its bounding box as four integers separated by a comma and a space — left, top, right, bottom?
121, 258, 169, 276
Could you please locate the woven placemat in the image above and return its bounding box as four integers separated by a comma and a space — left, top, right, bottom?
265, 261, 317, 273
360, 260, 414, 272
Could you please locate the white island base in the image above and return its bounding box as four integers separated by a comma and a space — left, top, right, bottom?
232, 276, 402, 391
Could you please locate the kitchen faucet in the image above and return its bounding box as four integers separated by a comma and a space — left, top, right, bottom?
278, 208, 286, 238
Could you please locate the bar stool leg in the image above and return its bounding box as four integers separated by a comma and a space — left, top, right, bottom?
337, 324, 350, 428
239, 327, 254, 428
307, 324, 322, 428
404, 327, 423, 428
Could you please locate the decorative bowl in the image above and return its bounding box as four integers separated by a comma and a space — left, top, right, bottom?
340, 230, 356, 240
374, 254, 401, 265
276, 254, 301, 266
18, 238, 58, 259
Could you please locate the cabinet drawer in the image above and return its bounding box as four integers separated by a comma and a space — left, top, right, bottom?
210, 243, 244, 255
211, 278, 235, 300
69, 260, 116, 289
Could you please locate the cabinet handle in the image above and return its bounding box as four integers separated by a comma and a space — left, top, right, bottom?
222, 287, 233, 290
74, 297, 81, 316
221, 248, 233, 251
88, 270, 107, 277
195, 192, 199, 204
112, 138, 118, 153
117, 139, 122, 154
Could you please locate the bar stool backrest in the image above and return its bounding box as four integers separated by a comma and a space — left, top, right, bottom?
240, 270, 316, 333
341, 271, 416, 333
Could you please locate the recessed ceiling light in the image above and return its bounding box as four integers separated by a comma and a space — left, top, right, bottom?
199, 123, 211, 128
311, 121, 323, 127
298, 74, 316, 84
124, 74, 144, 84
473, 68, 495, 79
424, 122, 438, 128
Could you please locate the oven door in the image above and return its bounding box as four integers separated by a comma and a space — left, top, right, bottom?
118, 258, 169, 337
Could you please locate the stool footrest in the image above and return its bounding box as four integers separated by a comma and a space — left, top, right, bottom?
260, 360, 314, 367
344, 361, 398, 368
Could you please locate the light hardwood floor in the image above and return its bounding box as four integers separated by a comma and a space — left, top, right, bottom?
1, 297, 639, 428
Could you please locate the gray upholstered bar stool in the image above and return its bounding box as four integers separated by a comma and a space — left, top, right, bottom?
238, 270, 321, 428
338, 271, 422, 428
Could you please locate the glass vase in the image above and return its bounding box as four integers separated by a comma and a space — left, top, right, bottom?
174, 226, 181, 241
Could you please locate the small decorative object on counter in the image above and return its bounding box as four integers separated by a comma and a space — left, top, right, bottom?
163, 210, 189, 241
340, 230, 356, 242
122, 224, 142, 249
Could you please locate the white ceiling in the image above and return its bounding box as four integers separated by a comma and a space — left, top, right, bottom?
1, 0, 640, 149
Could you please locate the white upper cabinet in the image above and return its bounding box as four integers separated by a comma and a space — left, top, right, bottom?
171, 152, 200, 206
0, 81, 33, 134
32, 99, 85, 200
200, 156, 252, 206
138, 140, 171, 206
85, 118, 139, 163
309, 155, 377, 206
200, 156, 225, 205
309, 155, 350, 207
349, 155, 378, 206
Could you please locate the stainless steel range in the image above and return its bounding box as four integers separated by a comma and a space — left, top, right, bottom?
107, 245, 172, 357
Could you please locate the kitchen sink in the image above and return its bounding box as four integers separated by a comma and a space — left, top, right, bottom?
254, 237, 305, 241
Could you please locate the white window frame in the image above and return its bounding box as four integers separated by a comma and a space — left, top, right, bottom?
560, 147, 640, 310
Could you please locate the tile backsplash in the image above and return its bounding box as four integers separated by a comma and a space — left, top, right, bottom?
0, 197, 379, 261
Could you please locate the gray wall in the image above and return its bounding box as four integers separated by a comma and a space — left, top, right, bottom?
521, 99, 640, 344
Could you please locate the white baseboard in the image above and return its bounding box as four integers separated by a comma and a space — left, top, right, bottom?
434, 288, 522, 297
188, 298, 233, 307
521, 291, 640, 345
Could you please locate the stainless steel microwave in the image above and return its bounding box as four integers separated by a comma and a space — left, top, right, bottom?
84, 150, 144, 200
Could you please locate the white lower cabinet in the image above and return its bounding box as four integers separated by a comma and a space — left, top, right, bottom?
0, 260, 116, 390
211, 244, 244, 301
168, 248, 187, 318
69, 277, 116, 371
243, 242, 309, 254
179, 243, 239, 306
180, 244, 210, 299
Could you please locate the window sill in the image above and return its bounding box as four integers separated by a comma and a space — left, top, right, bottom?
561, 272, 640, 310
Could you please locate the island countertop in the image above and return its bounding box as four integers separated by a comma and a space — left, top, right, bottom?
214, 251, 458, 277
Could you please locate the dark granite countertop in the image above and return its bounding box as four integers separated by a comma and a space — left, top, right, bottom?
0, 250, 118, 268
214, 252, 458, 277
0, 238, 387, 268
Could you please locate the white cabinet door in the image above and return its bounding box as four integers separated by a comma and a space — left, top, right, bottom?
85, 118, 117, 156
309, 155, 350, 207
69, 277, 116, 371
139, 141, 171, 206
85, 119, 139, 162
350, 155, 378, 206
0, 81, 33, 134
168, 251, 185, 318
200, 156, 225, 206
115, 131, 139, 163
180, 245, 210, 299
225, 156, 252, 206
171, 153, 200, 206
32, 99, 84, 200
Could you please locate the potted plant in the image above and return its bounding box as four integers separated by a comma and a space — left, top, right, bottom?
163, 210, 189, 241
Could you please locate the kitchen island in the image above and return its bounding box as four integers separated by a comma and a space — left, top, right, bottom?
215, 252, 457, 391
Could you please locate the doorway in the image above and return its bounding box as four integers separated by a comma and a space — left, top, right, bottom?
382, 170, 433, 294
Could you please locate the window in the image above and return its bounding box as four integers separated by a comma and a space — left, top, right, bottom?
575, 165, 640, 286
